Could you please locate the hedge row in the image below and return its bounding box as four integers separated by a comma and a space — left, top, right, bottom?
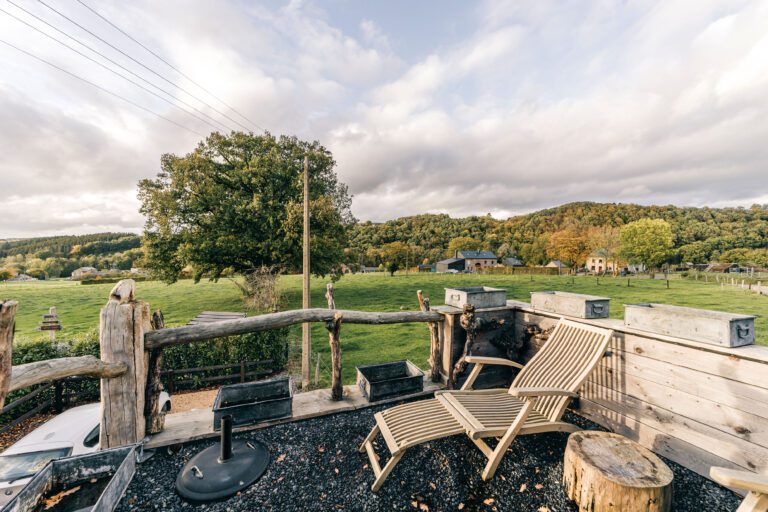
4, 327, 289, 423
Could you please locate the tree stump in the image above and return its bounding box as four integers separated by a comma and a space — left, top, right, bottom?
563, 431, 673, 512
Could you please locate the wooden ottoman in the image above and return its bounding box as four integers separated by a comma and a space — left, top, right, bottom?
563, 431, 673, 512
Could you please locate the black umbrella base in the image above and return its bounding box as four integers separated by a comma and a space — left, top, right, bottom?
175, 439, 270, 503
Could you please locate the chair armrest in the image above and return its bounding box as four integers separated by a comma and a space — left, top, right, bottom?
508, 387, 579, 398
710, 467, 768, 494
464, 356, 524, 369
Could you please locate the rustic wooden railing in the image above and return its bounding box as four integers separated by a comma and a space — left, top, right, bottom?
0, 280, 443, 451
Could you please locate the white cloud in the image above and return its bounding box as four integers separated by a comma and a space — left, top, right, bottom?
2, 0, 768, 237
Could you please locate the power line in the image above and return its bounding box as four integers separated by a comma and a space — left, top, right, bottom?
0, 38, 204, 136
5, 0, 234, 132
0, 5, 227, 132
36, 0, 253, 132
75, 0, 265, 133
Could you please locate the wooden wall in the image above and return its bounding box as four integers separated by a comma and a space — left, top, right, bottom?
514, 305, 768, 484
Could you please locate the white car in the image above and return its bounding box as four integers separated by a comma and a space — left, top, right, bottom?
0, 392, 170, 506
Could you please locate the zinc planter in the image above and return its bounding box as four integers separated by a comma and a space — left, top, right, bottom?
530, 291, 610, 319
4, 445, 136, 512
357, 360, 424, 402
212, 377, 293, 431
444, 287, 507, 309
624, 303, 756, 347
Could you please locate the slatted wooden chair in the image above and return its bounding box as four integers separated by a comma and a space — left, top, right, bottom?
710, 467, 768, 512
360, 318, 613, 491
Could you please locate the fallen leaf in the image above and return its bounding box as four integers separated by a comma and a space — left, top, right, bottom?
499, 475, 506, 481
318, 446, 326, 453
458, 504, 465, 510
483, 498, 495, 505
419, 504, 429, 511
534, 484, 544, 490
334, 468, 339, 475
44, 486, 81, 510
276, 454, 286, 463
429, 482, 436, 490
534, 467, 541, 474
363, 464, 369, 470
538, 507, 552, 512
519, 483, 527, 492
411, 501, 419, 508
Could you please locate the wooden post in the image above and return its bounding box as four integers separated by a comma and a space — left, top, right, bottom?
99, 280, 150, 449
49, 306, 57, 341
417, 290, 441, 383
145, 309, 165, 435
325, 283, 343, 400
314, 354, 320, 386
0, 300, 18, 409
302, 155, 312, 389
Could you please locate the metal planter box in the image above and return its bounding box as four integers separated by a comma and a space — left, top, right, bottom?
4, 445, 136, 512
357, 360, 424, 402
213, 376, 292, 431
444, 286, 507, 309
624, 303, 756, 347
530, 291, 610, 319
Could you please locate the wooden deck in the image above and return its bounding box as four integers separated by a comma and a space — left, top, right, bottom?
145, 377, 444, 449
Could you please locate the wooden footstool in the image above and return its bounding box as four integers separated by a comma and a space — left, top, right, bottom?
563, 431, 673, 512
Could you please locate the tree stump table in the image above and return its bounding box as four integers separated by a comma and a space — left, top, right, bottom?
563, 431, 673, 512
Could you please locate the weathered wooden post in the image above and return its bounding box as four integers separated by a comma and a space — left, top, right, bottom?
417, 290, 441, 382
301, 155, 312, 389
325, 283, 343, 400
145, 310, 165, 434
0, 300, 18, 409
99, 280, 151, 449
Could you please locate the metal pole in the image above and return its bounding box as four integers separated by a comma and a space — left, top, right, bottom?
301, 155, 311, 389
219, 415, 233, 462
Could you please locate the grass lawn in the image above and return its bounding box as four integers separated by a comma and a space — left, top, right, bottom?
3, 273, 767, 386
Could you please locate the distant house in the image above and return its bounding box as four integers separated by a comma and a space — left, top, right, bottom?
502, 256, 524, 267
71, 266, 100, 280
360, 266, 381, 273
456, 250, 497, 272
436, 258, 465, 273
9, 273, 37, 282
417, 264, 435, 273
586, 249, 619, 274
545, 260, 569, 269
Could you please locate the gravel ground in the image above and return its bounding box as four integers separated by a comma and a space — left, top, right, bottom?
117, 400, 741, 512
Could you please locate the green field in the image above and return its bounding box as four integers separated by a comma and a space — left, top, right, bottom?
3, 273, 767, 385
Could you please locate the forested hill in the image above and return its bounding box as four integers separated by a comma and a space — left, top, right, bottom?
348, 202, 768, 266
0, 233, 140, 259
0, 233, 142, 278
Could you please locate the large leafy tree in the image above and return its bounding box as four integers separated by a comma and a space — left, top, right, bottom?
138, 132, 354, 282
620, 218, 674, 270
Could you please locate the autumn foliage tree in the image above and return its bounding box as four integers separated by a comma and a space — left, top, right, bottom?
138, 132, 354, 283
546, 225, 590, 268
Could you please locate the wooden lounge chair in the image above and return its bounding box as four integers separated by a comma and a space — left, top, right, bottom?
360, 318, 614, 491
710, 467, 768, 512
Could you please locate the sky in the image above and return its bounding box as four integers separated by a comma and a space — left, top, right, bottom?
1, 0, 768, 238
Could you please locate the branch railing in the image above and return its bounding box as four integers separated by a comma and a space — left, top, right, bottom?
0, 280, 444, 451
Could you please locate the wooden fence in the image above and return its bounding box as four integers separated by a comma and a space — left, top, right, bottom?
0, 280, 443, 451
0, 376, 100, 435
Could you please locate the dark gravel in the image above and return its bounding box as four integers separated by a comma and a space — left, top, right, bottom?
117, 400, 741, 511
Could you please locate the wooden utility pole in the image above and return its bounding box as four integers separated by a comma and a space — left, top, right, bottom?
301, 155, 312, 389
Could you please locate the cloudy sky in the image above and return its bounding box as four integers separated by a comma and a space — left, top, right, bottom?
2, 0, 768, 237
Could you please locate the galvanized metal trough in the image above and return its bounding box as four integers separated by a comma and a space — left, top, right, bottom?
4, 445, 136, 512
530, 291, 610, 319
357, 360, 424, 402
624, 303, 756, 347
212, 376, 293, 431
444, 287, 507, 309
